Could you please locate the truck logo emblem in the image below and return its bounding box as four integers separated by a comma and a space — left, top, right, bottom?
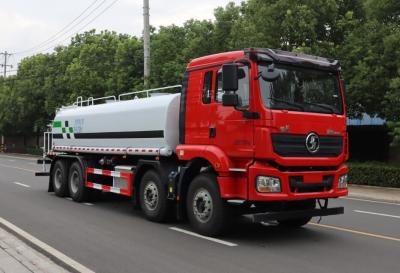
326, 129, 339, 135
305, 132, 320, 154
280, 125, 290, 132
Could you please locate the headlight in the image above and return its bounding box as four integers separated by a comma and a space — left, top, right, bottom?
338, 174, 348, 189
256, 176, 281, 193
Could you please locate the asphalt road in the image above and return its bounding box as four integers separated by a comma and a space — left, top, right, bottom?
0, 154, 399, 273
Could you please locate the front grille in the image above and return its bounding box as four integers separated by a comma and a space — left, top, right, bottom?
289, 175, 333, 193
271, 133, 342, 157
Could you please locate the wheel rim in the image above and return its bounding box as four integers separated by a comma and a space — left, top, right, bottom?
143, 181, 159, 211
70, 170, 79, 194
192, 188, 213, 223
54, 168, 63, 190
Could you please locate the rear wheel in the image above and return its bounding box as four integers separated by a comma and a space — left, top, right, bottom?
278, 199, 316, 228
139, 170, 170, 222
186, 173, 229, 236
68, 162, 89, 202
52, 160, 68, 197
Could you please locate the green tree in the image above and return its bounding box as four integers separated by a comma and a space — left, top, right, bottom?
0, 0, 399, 146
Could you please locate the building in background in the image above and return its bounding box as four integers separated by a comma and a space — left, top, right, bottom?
347, 114, 392, 162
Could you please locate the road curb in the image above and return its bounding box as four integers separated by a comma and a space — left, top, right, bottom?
348, 184, 400, 204
0, 217, 95, 273
347, 195, 400, 204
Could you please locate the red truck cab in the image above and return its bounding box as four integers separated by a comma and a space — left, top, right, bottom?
176, 48, 348, 232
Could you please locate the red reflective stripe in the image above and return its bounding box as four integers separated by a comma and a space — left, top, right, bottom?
127, 173, 133, 197
86, 181, 94, 187
102, 185, 111, 192
87, 168, 95, 174
103, 170, 112, 176
120, 172, 130, 179
120, 189, 130, 196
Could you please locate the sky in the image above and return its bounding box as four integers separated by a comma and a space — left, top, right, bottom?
0, 0, 243, 74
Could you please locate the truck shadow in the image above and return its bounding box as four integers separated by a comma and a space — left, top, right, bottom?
224, 219, 336, 245
82, 193, 339, 245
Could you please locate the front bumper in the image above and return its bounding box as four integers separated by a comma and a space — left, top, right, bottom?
247, 162, 348, 201
251, 207, 344, 223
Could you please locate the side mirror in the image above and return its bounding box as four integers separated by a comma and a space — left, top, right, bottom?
222, 64, 238, 91
222, 93, 239, 107
261, 64, 280, 82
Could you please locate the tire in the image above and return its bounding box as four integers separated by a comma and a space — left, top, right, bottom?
186, 173, 229, 236
68, 161, 89, 202
51, 160, 69, 197
278, 199, 316, 228
139, 170, 170, 222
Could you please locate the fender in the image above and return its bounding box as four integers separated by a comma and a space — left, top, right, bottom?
176, 144, 233, 175
133, 158, 180, 207
135, 158, 179, 186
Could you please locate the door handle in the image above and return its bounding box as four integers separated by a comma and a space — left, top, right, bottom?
209, 127, 216, 138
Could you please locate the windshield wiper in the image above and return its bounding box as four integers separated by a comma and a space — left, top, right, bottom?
300, 101, 336, 113
269, 98, 305, 111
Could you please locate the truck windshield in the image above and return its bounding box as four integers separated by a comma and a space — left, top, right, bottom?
258, 64, 343, 114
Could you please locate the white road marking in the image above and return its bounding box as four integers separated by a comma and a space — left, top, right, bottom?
0, 163, 36, 173
8, 159, 15, 162
343, 197, 400, 206
0, 217, 95, 273
169, 227, 238, 247
65, 198, 93, 206
13, 182, 30, 188
354, 210, 400, 219
0, 155, 38, 161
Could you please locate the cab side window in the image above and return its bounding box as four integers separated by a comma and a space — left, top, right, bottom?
215, 66, 250, 108
215, 71, 223, 103
202, 71, 213, 104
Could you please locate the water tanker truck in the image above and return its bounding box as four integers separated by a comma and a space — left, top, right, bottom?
37, 48, 349, 236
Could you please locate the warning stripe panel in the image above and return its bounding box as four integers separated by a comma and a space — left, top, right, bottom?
86, 168, 133, 197
87, 168, 125, 178
86, 181, 131, 197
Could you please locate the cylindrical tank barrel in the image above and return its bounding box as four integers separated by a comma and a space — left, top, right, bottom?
52, 94, 180, 156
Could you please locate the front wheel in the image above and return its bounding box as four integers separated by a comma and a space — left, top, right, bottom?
186, 173, 229, 236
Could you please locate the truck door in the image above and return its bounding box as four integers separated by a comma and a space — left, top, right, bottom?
184, 70, 214, 145
209, 65, 254, 158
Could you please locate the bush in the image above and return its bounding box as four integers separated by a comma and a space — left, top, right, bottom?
348, 162, 400, 188
25, 146, 43, 156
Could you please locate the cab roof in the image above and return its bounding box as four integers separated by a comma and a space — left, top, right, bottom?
187, 48, 340, 72
187, 51, 245, 71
